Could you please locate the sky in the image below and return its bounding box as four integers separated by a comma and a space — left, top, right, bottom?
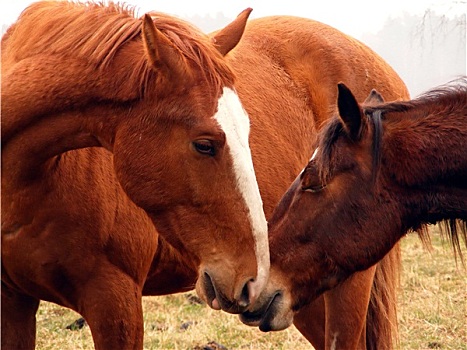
1, 0, 464, 38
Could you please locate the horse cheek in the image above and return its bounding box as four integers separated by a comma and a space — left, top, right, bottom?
112, 134, 168, 211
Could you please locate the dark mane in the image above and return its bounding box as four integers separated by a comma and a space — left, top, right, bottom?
316, 117, 343, 183
364, 77, 467, 115
316, 111, 383, 185
366, 78, 467, 260
3, 1, 234, 97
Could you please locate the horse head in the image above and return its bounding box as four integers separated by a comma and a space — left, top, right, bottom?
1, 4, 268, 314
114, 9, 270, 314
240, 84, 392, 330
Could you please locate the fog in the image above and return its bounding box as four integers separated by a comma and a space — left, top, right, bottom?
184, 9, 466, 97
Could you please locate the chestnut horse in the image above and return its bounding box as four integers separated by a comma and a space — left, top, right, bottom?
241, 79, 467, 346
2, 2, 270, 349
2, 2, 406, 349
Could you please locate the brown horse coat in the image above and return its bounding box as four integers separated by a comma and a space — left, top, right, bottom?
241, 79, 466, 348
2, 2, 408, 349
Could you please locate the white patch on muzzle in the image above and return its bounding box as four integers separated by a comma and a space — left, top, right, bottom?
330, 332, 339, 350
213, 87, 270, 296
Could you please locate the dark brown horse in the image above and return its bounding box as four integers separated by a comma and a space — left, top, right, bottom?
2, 2, 407, 349
241, 79, 467, 347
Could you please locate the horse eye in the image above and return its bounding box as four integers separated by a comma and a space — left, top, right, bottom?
303, 184, 326, 193
301, 165, 325, 193
193, 140, 216, 156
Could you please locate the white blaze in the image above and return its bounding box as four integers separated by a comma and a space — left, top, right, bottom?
213, 87, 270, 293
310, 147, 319, 161
299, 147, 319, 175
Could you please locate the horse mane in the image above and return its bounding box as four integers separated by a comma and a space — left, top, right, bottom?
366, 78, 467, 260
316, 112, 383, 185
317, 78, 467, 261
364, 77, 467, 116
3, 0, 233, 97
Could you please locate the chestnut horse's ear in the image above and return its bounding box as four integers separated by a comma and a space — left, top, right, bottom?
211, 8, 252, 56
364, 88, 384, 105
141, 14, 191, 82
337, 83, 364, 141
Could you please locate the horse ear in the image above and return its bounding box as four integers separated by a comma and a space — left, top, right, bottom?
337, 83, 364, 141
364, 88, 384, 105
211, 8, 252, 56
141, 14, 191, 82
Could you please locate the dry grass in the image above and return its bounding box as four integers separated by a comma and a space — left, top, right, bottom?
36, 294, 309, 349
35, 228, 466, 349
397, 230, 466, 350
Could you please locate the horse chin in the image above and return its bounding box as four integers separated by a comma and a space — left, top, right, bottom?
239, 291, 294, 332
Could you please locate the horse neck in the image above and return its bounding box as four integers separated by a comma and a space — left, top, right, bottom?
2, 96, 120, 189
2, 76, 122, 189
383, 101, 467, 185
1, 39, 147, 187
382, 102, 467, 223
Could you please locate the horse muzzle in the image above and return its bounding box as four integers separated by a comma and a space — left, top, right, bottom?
196, 271, 259, 314
239, 290, 294, 332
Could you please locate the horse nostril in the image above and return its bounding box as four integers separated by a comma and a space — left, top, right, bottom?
238, 280, 252, 308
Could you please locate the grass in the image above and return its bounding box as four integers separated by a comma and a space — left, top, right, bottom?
397, 230, 466, 350
36, 294, 308, 350
35, 228, 466, 349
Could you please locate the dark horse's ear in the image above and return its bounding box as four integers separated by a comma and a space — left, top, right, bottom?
364, 88, 384, 105
211, 8, 252, 56
337, 83, 364, 141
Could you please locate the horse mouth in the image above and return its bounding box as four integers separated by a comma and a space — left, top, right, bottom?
240, 291, 282, 332
202, 272, 219, 310
202, 272, 248, 314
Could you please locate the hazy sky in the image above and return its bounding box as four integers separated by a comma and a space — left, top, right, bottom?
1, 0, 464, 38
